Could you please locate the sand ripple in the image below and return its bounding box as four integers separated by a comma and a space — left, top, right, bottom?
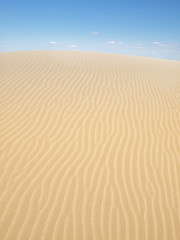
0, 51, 180, 240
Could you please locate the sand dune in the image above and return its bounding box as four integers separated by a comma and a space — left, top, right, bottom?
0, 51, 180, 240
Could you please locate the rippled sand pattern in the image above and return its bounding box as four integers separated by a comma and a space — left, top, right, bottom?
0, 51, 180, 240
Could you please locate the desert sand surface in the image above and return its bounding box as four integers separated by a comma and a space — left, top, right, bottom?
0, 51, 180, 240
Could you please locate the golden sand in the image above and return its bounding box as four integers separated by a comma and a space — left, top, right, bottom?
0, 51, 180, 240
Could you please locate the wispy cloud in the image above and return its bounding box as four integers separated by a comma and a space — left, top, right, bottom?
48, 41, 58, 45
0, 41, 8, 46
69, 44, 78, 48
91, 32, 99, 36
134, 44, 143, 49
153, 42, 167, 47
105, 41, 123, 45
105, 41, 116, 44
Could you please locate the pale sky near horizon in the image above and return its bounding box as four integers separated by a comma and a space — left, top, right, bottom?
0, 0, 180, 60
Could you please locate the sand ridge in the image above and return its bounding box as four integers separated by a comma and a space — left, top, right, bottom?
0, 51, 180, 240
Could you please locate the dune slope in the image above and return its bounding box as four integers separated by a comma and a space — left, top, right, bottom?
0, 51, 180, 240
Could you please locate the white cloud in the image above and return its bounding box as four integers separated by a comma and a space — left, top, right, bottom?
48, 41, 58, 45
0, 41, 8, 45
105, 41, 123, 45
134, 44, 142, 49
153, 41, 160, 45
153, 42, 167, 47
158, 43, 167, 47
69, 44, 77, 48
105, 41, 116, 44
91, 32, 99, 36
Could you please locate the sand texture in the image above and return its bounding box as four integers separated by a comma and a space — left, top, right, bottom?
0, 51, 180, 240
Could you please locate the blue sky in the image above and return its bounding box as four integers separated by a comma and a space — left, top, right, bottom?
0, 0, 180, 60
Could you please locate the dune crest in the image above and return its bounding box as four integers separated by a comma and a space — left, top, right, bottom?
0, 51, 180, 240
